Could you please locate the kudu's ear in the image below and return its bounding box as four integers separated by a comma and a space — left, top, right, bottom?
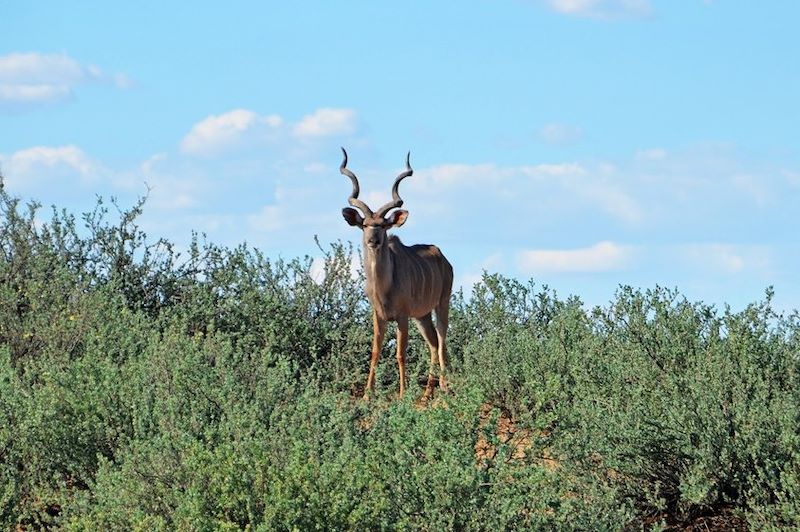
387, 209, 409, 228
342, 207, 364, 228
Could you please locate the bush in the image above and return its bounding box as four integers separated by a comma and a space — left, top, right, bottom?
2, 183, 800, 529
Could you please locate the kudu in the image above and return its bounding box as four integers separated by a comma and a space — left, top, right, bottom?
340, 148, 453, 399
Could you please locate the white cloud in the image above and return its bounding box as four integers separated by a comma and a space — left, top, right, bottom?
420, 162, 586, 188
0, 83, 71, 103
112, 73, 135, 90
247, 185, 327, 234
543, 0, 653, 19
783, 170, 800, 188
292, 108, 357, 138
424, 163, 506, 186
0, 52, 88, 85
180, 107, 357, 156
140, 153, 167, 175
518, 241, 633, 273
134, 154, 199, 210
575, 178, 643, 223
731, 173, 770, 207
0, 52, 131, 107
681, 244, 771, 275
537, 123, 584, 145
309, 253, 361, 285
0, 145, 98, 188
181, 109, 258, 154
523, 162, 587, 177
410, 160, 641, 224
326, 144, 792, 240
636, 148, 668, 161
455, 254, 504, 292
303, 162, 329, 174
248, 204, 286, 232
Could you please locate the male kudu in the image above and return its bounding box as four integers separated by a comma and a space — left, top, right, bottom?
340, 148, 453, 399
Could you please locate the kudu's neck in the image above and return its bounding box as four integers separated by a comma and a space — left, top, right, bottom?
363, 240, 394, 298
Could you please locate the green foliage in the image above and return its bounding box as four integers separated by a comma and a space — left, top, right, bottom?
2, 183, 800, 529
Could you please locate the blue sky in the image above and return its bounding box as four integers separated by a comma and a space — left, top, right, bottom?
2, 1, 799, 310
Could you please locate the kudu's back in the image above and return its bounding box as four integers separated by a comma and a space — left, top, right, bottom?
386, 237, 453, 320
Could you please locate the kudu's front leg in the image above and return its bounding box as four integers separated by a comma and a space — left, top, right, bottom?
395, 317, 409, 397
364, 311, 387, 400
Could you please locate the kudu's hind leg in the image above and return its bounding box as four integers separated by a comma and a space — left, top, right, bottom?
435, 301, 450, 392
364, 312, 387, 399
414, 313, 440, 397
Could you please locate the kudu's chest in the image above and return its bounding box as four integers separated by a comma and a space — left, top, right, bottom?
364, 261, 399, 320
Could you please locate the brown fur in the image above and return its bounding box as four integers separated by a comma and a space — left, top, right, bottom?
340, 149, 453, 399
361, 234, 453, 398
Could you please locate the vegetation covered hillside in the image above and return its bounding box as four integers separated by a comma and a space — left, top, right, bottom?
2, 185, 800, 530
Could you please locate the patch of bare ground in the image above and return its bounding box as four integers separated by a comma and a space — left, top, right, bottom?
470, 405, 747, 530
474, 403, 557, 470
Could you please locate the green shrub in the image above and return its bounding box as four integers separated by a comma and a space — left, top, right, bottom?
2, 183, 800, 529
